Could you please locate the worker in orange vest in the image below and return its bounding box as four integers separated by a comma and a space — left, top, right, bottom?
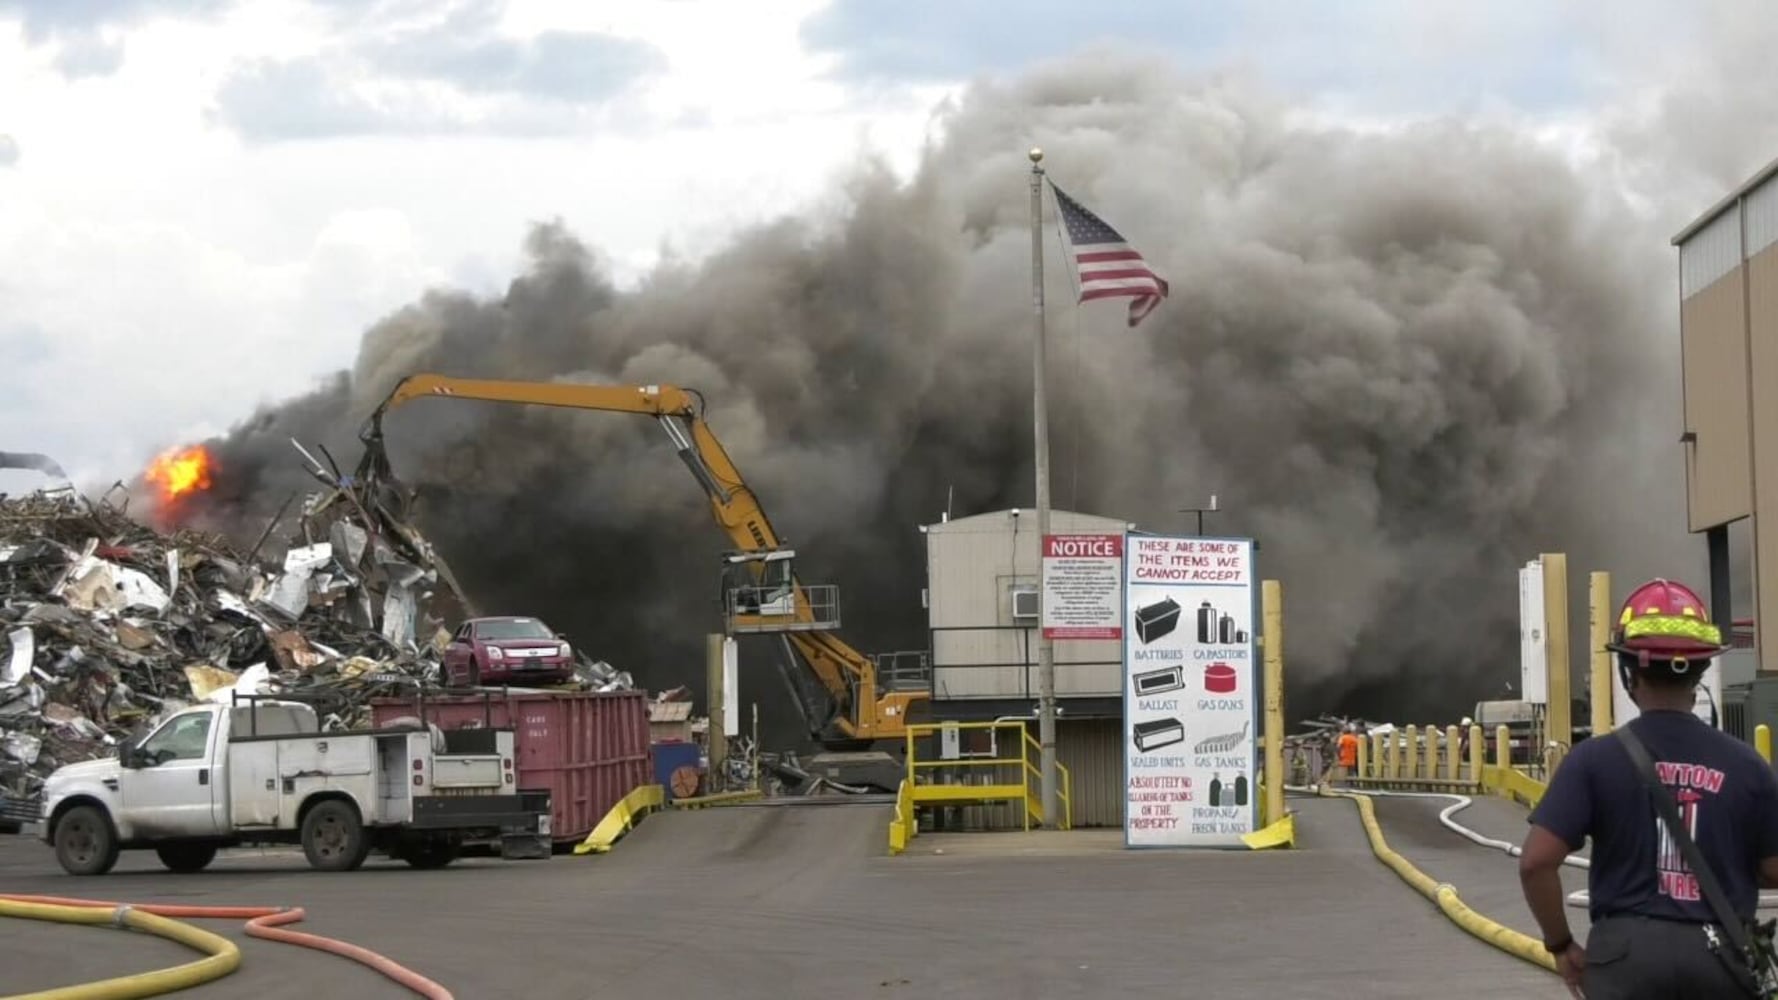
1336, 724, 1361, 784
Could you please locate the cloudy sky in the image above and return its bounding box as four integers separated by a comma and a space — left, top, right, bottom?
0, 0, 1766, 493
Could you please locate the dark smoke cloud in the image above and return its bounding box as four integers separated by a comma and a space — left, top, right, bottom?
179, 48, 1760, 731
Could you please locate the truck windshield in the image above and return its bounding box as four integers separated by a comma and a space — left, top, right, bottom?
475, 619, 555, 640
141, 711, 213, 762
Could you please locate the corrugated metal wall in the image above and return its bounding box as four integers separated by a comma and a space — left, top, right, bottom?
922, 718, 1123, 831
1748, 172, 1778, 258
1680, 207, 1741, 299
1058, 717, 1123, 828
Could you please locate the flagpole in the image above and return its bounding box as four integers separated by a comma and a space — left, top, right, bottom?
1029, 146, 1059, 830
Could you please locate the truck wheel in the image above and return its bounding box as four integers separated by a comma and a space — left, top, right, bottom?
401, 837, 460, 870
54, 805, 120, 876
155, 844, 217, 873
301, 800, 367, 872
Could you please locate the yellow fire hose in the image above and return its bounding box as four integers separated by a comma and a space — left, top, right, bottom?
1320, 787, 1558, 974
0, 898, 240, 1000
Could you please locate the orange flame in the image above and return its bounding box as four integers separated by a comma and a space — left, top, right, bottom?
144, 444, 214, 502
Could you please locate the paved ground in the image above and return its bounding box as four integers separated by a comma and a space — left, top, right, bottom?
1359, 791, 1593, 940
0, 794, 1569, 999
1359, 786, 1778, 945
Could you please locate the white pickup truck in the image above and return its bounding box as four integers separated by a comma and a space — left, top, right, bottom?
37, 696, 551, 875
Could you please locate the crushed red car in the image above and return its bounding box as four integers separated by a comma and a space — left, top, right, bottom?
441, 616, 575, 688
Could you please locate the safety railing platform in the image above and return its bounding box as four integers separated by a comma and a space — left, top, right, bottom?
724, 583, 841, 633
890, 720, 1071, 853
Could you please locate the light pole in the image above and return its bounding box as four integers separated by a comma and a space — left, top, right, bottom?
1028, 147, 1059, 830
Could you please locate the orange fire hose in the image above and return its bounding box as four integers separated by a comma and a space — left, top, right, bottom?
0, 894, 453, 1000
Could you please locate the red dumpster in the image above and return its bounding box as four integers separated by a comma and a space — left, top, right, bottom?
371, 689, 652, 847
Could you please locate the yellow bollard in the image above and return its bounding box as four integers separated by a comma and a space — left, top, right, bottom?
1356, 732, 1369, 781
1405, 726, 1420, 779
1542, 553, 1573, 754
1495, 724, 1512, 777
1422, 725, 1439, 780
1590, 571, 1614, 736
1386, 731, 1400, 781
1759, 725, 1773, 765
1445, 724, 1461, 781
1469, 725, 1485, 786
1370, 732, 1385, 780
1262, 581, 1286, 823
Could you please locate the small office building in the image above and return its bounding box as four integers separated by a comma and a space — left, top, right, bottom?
919, 507, 1137, 827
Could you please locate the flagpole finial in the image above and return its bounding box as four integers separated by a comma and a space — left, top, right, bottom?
1028, 147, 1043, 164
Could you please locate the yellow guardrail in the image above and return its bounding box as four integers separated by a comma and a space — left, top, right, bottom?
573, 784, 665, 855
1344, 722, 1555, 808
900, 720, 1071, 834
1486, 764, 1547, 808
671, 790, 763, 809
1346, 723, 1486, 791
573, 782, 772, 856
889, 778, 915, 855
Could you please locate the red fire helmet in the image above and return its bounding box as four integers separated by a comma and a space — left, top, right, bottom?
1609, 578, 1726, 665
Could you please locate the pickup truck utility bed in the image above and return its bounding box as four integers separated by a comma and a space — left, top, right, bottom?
38, 695, 550, 875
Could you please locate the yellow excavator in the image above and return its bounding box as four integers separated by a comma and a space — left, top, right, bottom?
354, 373, 932, 766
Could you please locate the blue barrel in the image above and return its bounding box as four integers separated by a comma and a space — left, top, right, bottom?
652, 741, 703, 800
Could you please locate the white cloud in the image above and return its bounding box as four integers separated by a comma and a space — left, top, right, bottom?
0, 0, 943, 490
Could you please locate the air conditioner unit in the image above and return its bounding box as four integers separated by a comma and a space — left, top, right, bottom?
1011, 587, 1040, 620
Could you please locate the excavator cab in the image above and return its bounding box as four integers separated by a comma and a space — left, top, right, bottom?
720, 548, 841, 633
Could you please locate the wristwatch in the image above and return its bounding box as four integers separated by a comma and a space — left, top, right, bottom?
1544, 933, 1574, 955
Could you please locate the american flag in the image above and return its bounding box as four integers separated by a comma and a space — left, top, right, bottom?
1050, 181, 1169, 327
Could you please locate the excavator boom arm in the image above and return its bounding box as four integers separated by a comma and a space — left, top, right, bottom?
365, 374, 785, 551
360, 373, 917, 743
373, 373, 696, 425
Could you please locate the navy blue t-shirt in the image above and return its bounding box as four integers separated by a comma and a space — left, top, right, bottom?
1529, 709, 1778, 923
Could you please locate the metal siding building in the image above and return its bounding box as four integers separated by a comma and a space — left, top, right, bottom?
920, 508, 1137, 827
1674, 156, 1778, 672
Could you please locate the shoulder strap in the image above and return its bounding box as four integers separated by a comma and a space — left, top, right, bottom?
1616, 725, 1754, 951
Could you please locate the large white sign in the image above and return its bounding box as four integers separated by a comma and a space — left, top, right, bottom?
1122, 533, 1257, 848
722, 638, 739, 737
1042, 533, 1124, 640
1519, 560, 1548, 705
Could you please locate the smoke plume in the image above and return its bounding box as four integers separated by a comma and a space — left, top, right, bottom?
178, 44, 1778, 731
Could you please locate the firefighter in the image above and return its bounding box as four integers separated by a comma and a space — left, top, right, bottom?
1336, 724, 1360, 784
1518, 578, 1778, 998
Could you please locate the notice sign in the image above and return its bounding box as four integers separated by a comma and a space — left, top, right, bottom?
1041, 533, 1124, 639
1123, 534, 1257, 848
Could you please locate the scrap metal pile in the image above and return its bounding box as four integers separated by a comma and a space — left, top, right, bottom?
0, 450, 632, 805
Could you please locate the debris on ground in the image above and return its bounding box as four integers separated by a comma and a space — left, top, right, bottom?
0, 443, 634, 805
